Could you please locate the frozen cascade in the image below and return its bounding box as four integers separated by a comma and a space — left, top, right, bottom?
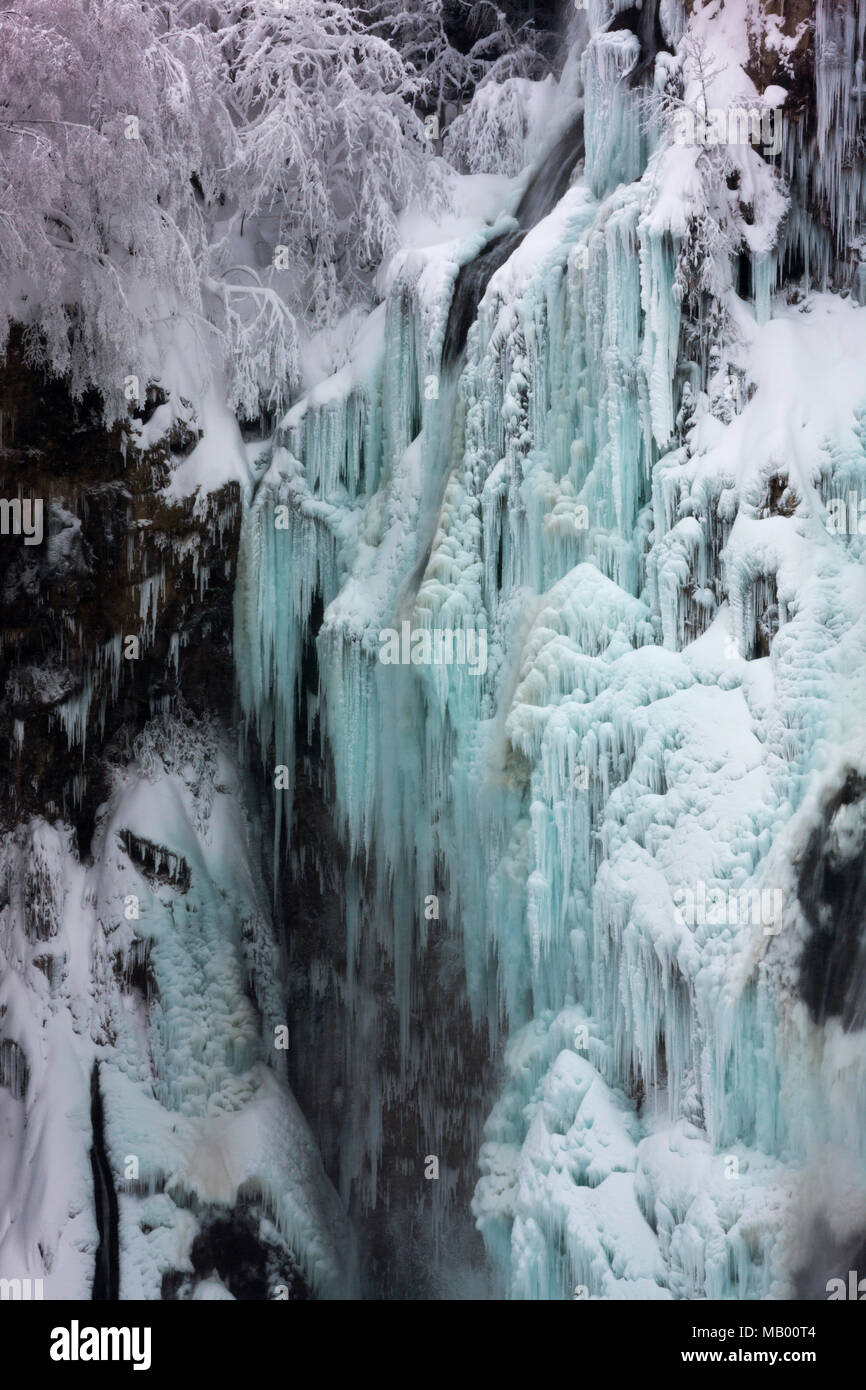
233, 1, 866, 1298
442, 110, 585, 368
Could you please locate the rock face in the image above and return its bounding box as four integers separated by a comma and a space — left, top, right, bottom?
798, 772, 866, 1032
0, 332, 238, 846
0, 338, 350, 1300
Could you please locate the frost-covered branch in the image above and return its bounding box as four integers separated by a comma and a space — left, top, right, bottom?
0, 0, 446, 421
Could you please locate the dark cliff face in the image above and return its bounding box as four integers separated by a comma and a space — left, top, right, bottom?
798, 770, 866, 1032
442, 0, 563, 56
0, 333, 239, 857
0, 339, 320, 1300
740, 0, 813, 110
608, 1, 668, 85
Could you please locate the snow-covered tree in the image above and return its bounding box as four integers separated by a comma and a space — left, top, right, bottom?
442, 73, 556, 174
0, 0, 230, 419
362, 0, 553, 125
643, 36, 788, 322
0, 0, 441, 421
217, 0, 437, 332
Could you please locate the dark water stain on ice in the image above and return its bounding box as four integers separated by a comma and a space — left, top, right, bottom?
797, 770, 866, 1030
0, 1038, 29, 1099
161, 1205, 312, 1300
90, 1061, 120, 1300
442, 112, 585, 369
794, 1222, 866, 1299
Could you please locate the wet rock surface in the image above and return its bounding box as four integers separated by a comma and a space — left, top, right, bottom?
0, 332, 239, 853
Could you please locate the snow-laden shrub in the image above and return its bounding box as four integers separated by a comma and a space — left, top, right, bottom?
0, 0, 441, 421
365, 0, 554, 120
641, 36, 788, 320
0, 0, 226, 419
443, 74, 557, 175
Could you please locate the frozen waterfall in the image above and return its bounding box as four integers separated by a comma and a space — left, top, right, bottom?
234, 0, 866, 1300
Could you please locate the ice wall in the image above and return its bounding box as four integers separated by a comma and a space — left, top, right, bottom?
235, 0, 866, 1298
